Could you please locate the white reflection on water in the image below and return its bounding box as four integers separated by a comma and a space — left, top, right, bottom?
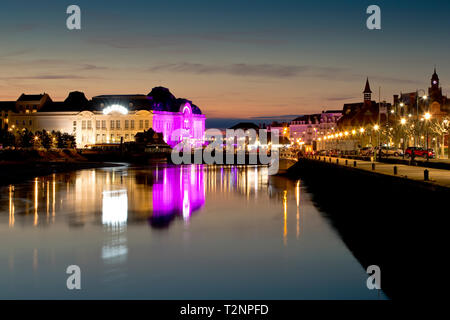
101, 189, 128, 263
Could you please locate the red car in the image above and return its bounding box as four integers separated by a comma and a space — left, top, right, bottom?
405, 147, 435, 159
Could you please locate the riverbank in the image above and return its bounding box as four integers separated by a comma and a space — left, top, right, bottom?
0, 149, 123, 185
287, 157, 448, 300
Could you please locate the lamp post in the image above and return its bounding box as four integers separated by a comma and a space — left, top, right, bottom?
400, 118, 407, 156
415, 89, 428, 147
373, 124, 380, 160
424, 112, 431, 161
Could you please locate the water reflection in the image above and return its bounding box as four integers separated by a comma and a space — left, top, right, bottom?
0, 164, 385, 299
2, 165, 298, 236
102, 190, 128, 263
2, 165, 210, 230
151, 165, 205, 227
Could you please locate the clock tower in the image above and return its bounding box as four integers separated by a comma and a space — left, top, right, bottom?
429, 67, 442, 100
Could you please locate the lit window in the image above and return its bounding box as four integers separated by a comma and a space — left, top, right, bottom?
116, 120, 120, 129
102, 120, 106, 129
82, 120, 86, 129
110, 120, 115, 129
145, 120, 149, 129
131, 120, 135, 129
96, 120, 100, 129
125, 120, 129, 129
139, 120, 143, 129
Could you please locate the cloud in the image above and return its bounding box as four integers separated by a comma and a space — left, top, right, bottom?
79, 64, 109, 71
148, 63, 347, 79
326, 96, 357, 101
0, 49, 34, 58
86, 30, 287, 50
0, 74, 91, 80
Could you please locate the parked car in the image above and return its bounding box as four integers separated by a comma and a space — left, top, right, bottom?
376, 146, 404, 157
405, 147, 435, 159
359, 147, 373, 157
327, 149, 341, 157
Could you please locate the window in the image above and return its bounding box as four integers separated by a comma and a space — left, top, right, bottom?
125, 120, 129, 129
96, 134, 100, 142
116, 120, 120, 129
110, 134, 114, 141
102, 134, 106, 142
102, 120, 106, 129
125, 134, 129, 140
29, 120, 32, 125
131, 120, 135, 129
82, 120, 86, 129
87, 121, 92, 129
73, 121, 77, 126
110, 120, 115, 130
145, 120, 149, 129
96, 120, 100, 129
139, 120, 143, 129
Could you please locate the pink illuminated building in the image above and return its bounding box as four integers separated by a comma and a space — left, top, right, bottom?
3, 87, 206, 148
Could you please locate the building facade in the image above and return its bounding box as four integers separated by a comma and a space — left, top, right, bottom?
2, 87, 206, 148
289, 110, 342, 145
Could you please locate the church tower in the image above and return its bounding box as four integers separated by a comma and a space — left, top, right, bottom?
429, 67, 442, 100
363, 78, 372, 103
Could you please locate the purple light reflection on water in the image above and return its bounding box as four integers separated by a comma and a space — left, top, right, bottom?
150, 165, 205, 228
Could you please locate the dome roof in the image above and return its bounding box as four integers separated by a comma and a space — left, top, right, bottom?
147, 87, 202, 114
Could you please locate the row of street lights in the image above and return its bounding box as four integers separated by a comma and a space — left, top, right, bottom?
317, 112, 433, 149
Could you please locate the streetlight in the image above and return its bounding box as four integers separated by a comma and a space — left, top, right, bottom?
400, 118, 407, 152
373, 124, 380, 159
415, 89, 428, 147
424, 112, 431, 160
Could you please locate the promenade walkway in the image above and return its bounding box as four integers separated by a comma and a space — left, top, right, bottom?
311, 156, 450, 189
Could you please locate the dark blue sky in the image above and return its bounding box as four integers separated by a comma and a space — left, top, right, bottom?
1, 0, 450, 127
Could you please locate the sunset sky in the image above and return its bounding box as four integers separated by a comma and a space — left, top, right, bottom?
1, 0, 450, 127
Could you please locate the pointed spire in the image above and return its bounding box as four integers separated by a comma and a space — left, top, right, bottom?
363, 78, 372, 93
431, 67, 439, 83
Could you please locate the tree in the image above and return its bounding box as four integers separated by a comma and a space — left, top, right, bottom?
19, 129, 34, 148
0, 128, 15, 147
35, 130, 52, 149
62, 133, 76, 148
429, 117, 449, 158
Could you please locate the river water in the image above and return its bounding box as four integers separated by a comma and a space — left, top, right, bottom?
0, 164, 385, 299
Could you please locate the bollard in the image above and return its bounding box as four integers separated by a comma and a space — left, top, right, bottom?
372, 163, 375, 170
353, 161, 357, 167
336, 159, 339, 164
424, 169, 429, 181
345, 160, 348, 166
329, 158, 332, 163
393, 166, 398, 175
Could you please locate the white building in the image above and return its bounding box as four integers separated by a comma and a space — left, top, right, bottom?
289, 110, 342, 145
4, 87, 206, 148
